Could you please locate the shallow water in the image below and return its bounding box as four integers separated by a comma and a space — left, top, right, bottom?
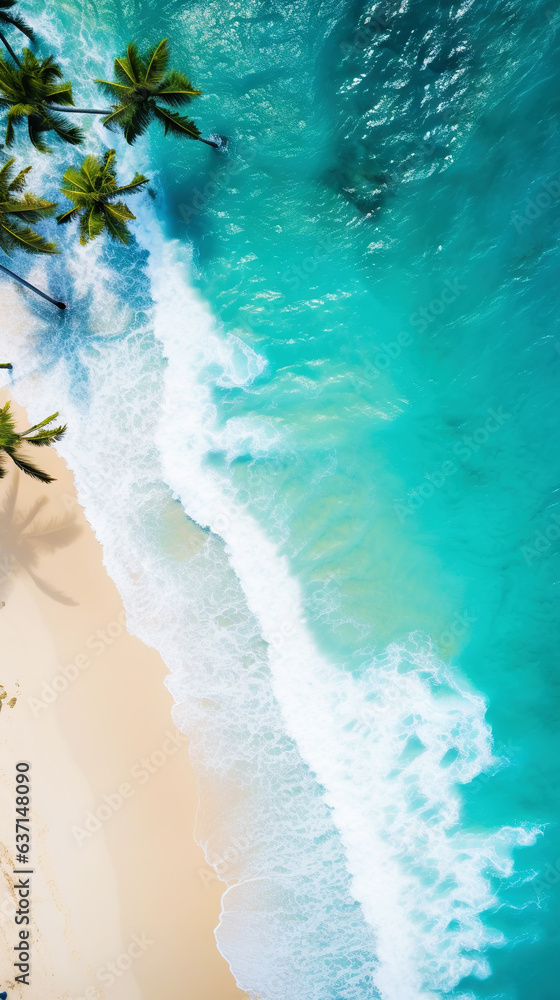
2, 1, 560, 997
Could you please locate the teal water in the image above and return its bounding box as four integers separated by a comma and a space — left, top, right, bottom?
2, 0, 560, 997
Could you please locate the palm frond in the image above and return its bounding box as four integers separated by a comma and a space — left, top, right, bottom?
79, 153, 102, 188
113, 52, 137, 86
45, 82, 74, 106
27, 116, 53, 153
94, 77, 130, 99
0, 400, 67, 484
112, 172, 148, 196
79, 205, 105, 245
5, 103, 28, 146
126, 41, 145, 82
0, 218, 58, 253
104, 200, 135, 221
1, 194, 57, 220
157, 70, 201, 106
101, 146, 117, 184
0, 155, 16, 184
102, 100, 151, 144
102, 206, 132, 244
8, 163, 31, 192
2, 10, 35, 41
8, 450, 55, 483
30, 52, 62, 81
101, 102, 135, 131
0, 398, 16, 437
0, 54, 17, 85
145, 38, 169, 83
56, 205, 81, 225
21, 412, 66, 440
25, 425, 67, 445
153, 104, 201, 140
59, 164, 92, 197
42, 109, 84, 145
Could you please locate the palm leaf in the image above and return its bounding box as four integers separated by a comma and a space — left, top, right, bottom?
102, 100, 151, 144
112, 172, 148, 196
33, 53, 62, 80
101, 102, 135, 131
157, 70, 201, 105
0, 219, 58, 253
2, 10, 35, 41
56, 205, 80, 225
79, 153, 102, 188
126, 42, 145, 82
101, 146, 117, 183
114, 53, 137, 86
102, 207, 132, 244
153, 104, 201, 140
45, 83, 75, 106
79, 205, 105, 245
94, 78, 130, 99
26, 429, 66, 446
27, 123, 52, 154
145, 38, 169, 83
5, 103, 28, 146
8, 450, 55, 483
59, 163, 92, 196
1, 195, 57, 219
0, 156, 16, 184
21, 412, 66, 439
8, 164, 31, 192
104, 200, 135, 221
42, 110, 84, 145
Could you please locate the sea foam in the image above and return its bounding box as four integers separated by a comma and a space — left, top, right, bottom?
1, 189, 540, 999
0, 3, 540, 987
144, 221, 538, 999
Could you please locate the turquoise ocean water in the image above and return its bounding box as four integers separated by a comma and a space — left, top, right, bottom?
2, 0, 560, 997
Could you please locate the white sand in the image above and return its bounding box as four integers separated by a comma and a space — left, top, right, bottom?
0, 396, 249, 1000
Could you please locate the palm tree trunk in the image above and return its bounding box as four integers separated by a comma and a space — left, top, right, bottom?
0, 263, 66, 310
49, 105, 112, 114
0, 32, 21, 67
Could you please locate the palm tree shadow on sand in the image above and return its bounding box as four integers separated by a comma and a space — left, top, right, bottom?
0, 471, 82, 607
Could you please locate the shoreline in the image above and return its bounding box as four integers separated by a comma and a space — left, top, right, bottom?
0, 394, 248, 1000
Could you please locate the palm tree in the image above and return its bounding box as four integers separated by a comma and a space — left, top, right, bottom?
56, 148, 148, 245
0, 48, 99, 152
0, 401, 66, 483
0, 156, 66, 309
95, 38, 219, 148
0, 0, 34, 67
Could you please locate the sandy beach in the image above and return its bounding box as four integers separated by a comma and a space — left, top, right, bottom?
0, 394, 248, 1000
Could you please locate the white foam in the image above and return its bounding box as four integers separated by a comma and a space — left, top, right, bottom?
2, 182, 540, 1000
141, 225, 539, 999
0, 7, 540, 988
